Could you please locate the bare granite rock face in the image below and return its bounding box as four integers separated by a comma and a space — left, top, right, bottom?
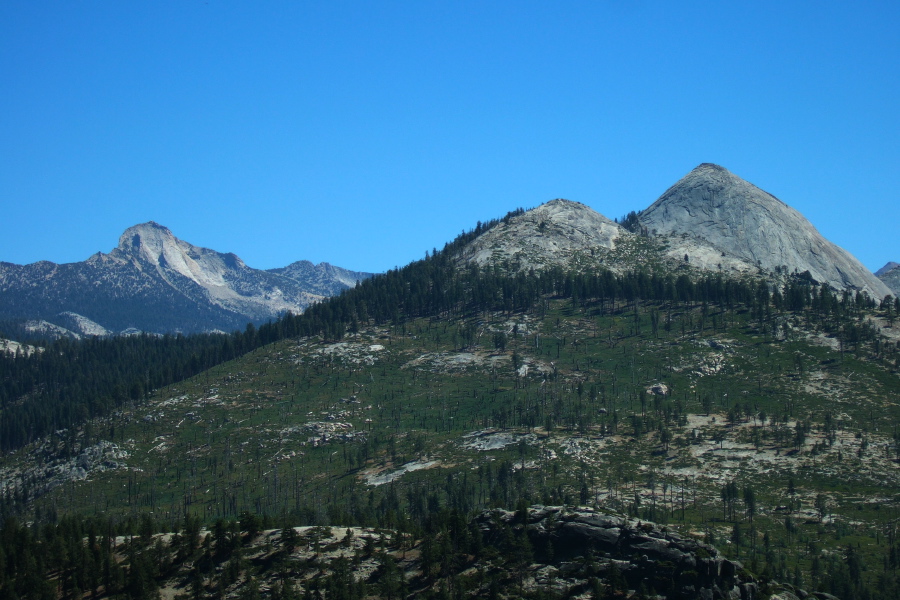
456, 169, 885, 303
111, 221, 324, 320
876, 262, 899, 277
456, 199, 631, 272
640, 164, 891, 299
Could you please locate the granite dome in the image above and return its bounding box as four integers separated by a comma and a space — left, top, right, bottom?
640, 164, 890, 298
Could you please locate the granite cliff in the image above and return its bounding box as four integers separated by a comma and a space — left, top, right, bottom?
640, 164, 890, 298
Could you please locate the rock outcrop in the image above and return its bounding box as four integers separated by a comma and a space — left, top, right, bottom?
0, 440, 129, 503
108, 222, 323, 322
480, 506, 752, 599
456, 199, 633, 272
455, 168, 885, 302
479, 505, 832, 600
639, 164, 890, 299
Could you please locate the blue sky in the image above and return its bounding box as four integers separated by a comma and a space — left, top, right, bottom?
1, 1, 898, 274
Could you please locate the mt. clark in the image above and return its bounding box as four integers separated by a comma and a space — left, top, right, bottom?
0, 222, 372, 336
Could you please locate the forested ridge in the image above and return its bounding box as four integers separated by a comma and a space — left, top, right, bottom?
3, 204, 898, 453
0, 210, 515, 453
0, 331, 268, 452
4, 208, 900, 599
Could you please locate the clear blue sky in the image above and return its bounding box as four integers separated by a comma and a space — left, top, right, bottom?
2, 1, 898, 274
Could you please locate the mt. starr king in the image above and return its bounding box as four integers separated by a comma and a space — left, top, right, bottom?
0, 163, 892, 338
457, 164, 890, 299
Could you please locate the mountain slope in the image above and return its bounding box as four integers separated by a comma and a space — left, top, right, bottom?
0, 222, 372, 335
876, 261, 899, 277
640, 163, 891, 298
453, 170, 886, 302
5, 265, 898, 597
3, 202, 900, 598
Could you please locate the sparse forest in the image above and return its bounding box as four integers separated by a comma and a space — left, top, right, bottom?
2, 215, 900, 599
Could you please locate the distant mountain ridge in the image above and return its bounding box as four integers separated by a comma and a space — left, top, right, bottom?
878, 262, 900, 296
876, 262, 899, 277
2, 165, 889, 337
267, 260, 371, 297
0, 222, 373, 336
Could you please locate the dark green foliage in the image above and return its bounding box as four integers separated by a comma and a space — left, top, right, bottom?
0, 328, 267, 451
6, 213, 893, 458
618, 210, 646, 235
375, 553, 407, 599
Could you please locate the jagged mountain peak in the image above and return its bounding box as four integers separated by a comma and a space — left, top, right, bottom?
876, 262, 900, 277
267, 260, 372, 297
0, 222, 372, 335
877, 262, 900, 296
111, 222, 249, 289
640, 164, 891, 298
116, 221, 241, 269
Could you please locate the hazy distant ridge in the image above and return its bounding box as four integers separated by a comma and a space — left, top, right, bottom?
877, 262, 900, 295
0, 222, 373, 336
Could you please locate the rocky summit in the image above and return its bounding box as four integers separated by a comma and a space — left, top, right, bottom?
876, 261, 900, 277
0, 222, 372, 336
453, 167, 888, 302
457, 199, 659, 273
877, 261, 900, 295
640, 164, 891, 298
455, 199, 635, 272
